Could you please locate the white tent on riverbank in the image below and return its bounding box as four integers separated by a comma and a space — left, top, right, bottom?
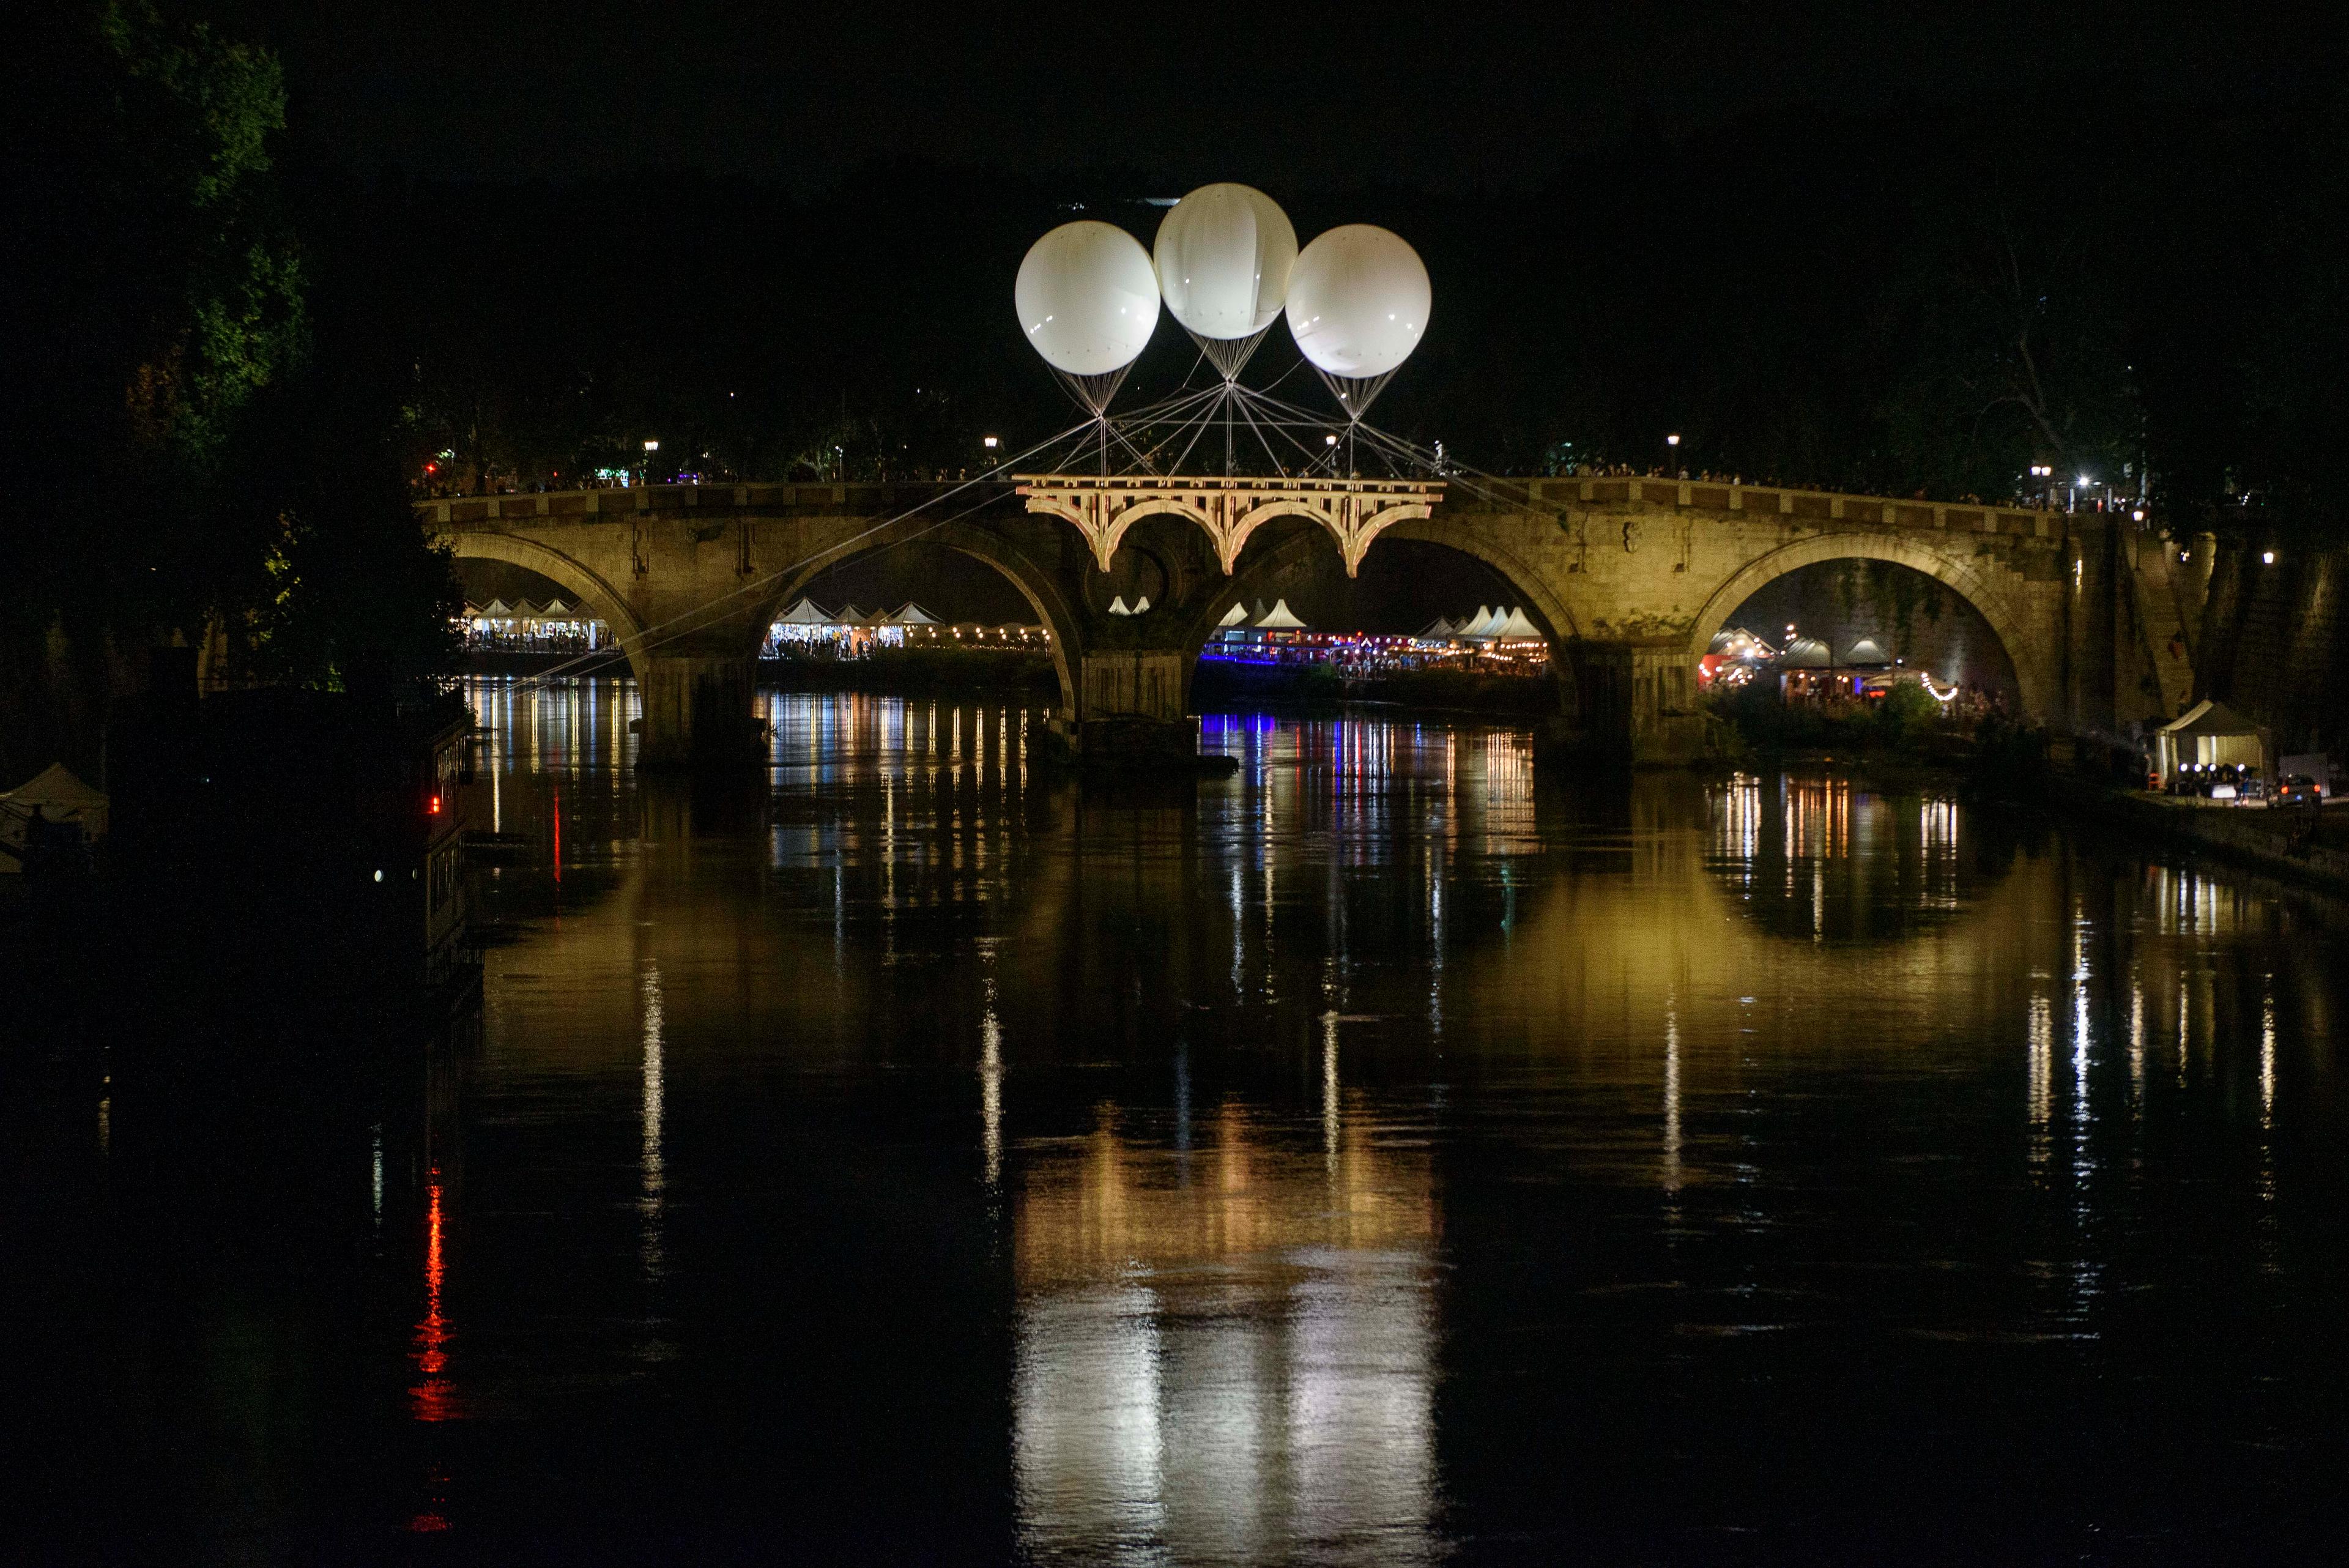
1, 764, 108, 873
2154, 699, 2268, 786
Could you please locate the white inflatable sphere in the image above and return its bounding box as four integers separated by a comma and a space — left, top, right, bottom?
1014, 221, 1160, 377
1152, 183, 1297, 341
1284, 225, 1431, 379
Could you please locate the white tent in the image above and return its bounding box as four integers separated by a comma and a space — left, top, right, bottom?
2154, 699, 2268, 784
1779, 637, 1834, 669
774, 597, 833, 625
1710, 626, 1778, 659
1, 763, 108, 873
1495, 608, 1543, 639
890, 602, 941, 625
835, 604, 872, 625
1107, 596, 1134, 616
1219, 602, 1252, 628
1419, 615, 1457, 639
1846, 637, 1891, 665
481, 598, 512, 617
1254, 598, 1307, 630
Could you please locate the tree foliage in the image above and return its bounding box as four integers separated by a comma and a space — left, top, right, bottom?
1, 3, 458, 774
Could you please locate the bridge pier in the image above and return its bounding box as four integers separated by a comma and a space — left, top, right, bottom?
636, 652, 765, 768
1054, 648, 1213, 765
1545, 641, 1712, 767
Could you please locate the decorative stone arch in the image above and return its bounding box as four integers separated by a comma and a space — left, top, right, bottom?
1022, 492, 1211, 575
443, 528, 647, 672
744, 517, 1083, 719
1687, 532, 2055, 719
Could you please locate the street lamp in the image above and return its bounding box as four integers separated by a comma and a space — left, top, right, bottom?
982, 435, 999, 450
642, 439, 659, 488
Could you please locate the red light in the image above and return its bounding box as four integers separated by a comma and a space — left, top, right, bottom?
425, 462, 437, 473
429, 794, 442, 814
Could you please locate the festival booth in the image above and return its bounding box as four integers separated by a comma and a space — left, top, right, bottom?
2154, 700, 2269, 793
1700, 626, 1778, 689
1776, 636, 1836, 700
0, 763, 109, 873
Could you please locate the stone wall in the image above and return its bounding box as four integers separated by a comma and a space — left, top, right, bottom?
2195, 536, 2349, 756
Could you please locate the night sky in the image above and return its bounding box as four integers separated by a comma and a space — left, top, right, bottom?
218, 2, 2336, 629
226, 1, 2310, 192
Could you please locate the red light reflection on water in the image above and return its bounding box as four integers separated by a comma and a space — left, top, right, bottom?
410, 1179, 459, 1422
551, 786, 562, 884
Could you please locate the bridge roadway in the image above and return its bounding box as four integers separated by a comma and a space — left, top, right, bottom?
416, 475, 2203, 766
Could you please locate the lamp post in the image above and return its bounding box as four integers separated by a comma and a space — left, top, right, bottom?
642, 439, 659, 488
1666, 433, 1682, 479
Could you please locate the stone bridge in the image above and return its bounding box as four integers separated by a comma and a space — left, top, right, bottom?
416, 474, 2200, 765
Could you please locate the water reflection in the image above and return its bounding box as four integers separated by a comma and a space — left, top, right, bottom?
1011, 1103, 1439, 1566
22, 683, 2349, 1561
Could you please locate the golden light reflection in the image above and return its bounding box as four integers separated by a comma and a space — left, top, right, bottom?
640, 964, 666, 1282
2027, 994, 2054, 1170
1011, 1102, 1438, 1563
981, 965, 1004, 1189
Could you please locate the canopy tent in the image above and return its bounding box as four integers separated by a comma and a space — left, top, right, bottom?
1419, 615, 1458, 639
1778, 636, 1834, 669
773, 597, 833, 625
1710, 626, 1778, 659
889, 602, 941, 625
2154, 699, 2269, 784
1494, 607, 1543, 640
834, 604, 871, 625
480, 598, 511, 617
508, 598, 542, 619
1, 763, 109, 873
1845, 637, 1891, 665
1220, 602, 1253, 629
1253, 598, 1307, 630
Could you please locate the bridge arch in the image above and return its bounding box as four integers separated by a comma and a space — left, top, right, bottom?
1183, 518, 1583, 655
746, 518, 1083, 718
1382, 518, 1581, 644
1687, 532, 2054, 719
443, 529, 647, 671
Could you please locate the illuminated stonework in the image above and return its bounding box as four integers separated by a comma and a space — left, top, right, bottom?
1014, 474, 1445, 577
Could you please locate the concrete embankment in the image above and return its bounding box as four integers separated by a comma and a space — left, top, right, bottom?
2052, 779, 2349, 891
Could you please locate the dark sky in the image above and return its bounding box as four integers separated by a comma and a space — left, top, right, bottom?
225, 1, 2319, 193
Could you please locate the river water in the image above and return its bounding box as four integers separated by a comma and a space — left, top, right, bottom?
9, 681, 2349, 1564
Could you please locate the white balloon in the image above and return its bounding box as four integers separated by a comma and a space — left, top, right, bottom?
1152, 183, 1297, 341
1014, 221, 1160, 377
1284, 225, 1431, 379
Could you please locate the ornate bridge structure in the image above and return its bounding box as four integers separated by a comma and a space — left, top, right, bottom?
417, 473, 2200, 766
